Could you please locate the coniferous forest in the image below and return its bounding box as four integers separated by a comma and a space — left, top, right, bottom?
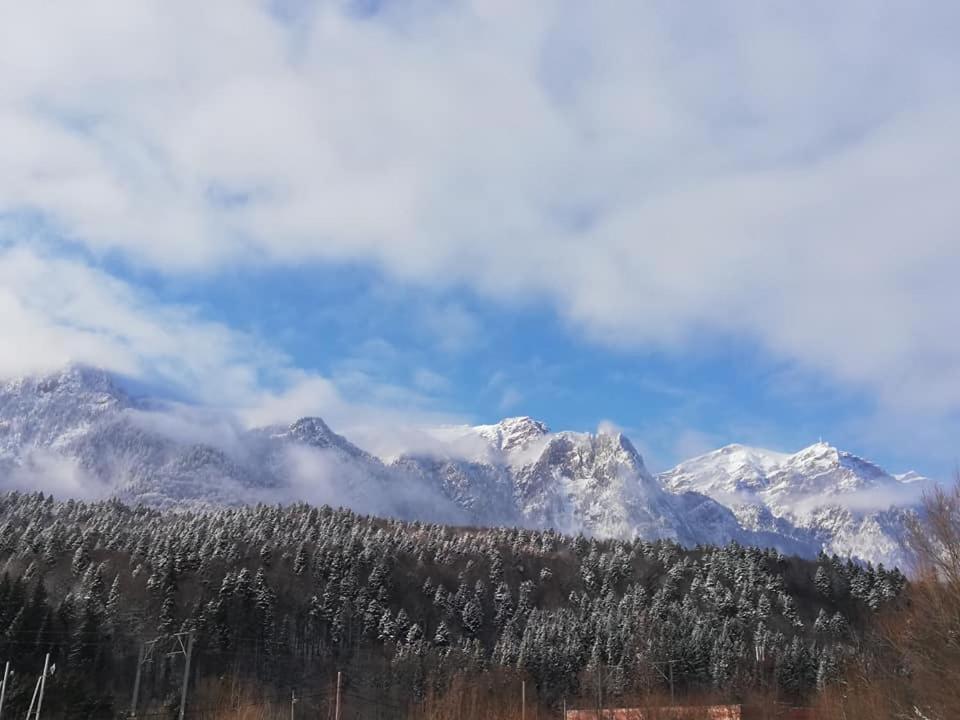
0, 489, 933, 719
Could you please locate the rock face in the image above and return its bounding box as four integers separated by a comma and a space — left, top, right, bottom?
0, 367, 927, 566
394, 420, 819, 554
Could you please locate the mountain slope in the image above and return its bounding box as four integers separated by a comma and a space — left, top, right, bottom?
0, 367, 926, 565
0, 366, 445, 518
659, 442, 927, 567
394, 419, 814, 553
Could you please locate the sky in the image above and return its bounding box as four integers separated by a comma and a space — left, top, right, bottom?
1, 1, 959, 476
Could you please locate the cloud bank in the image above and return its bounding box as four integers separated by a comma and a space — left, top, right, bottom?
0, 1, 958, 444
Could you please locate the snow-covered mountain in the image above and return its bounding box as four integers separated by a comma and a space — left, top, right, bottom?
0, 366, 447, 518
0, 366, 928, 566
394, 418, 767, 548
659, 443, 928, 568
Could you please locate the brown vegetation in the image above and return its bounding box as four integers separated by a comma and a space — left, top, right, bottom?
811, 476, 960, 719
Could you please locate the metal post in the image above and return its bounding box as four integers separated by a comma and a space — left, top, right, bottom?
562, 698, 566, 720
130, 644, 145, 718
0, 660, 10, 720
34, 654, 49, 720
334, 672, 342, 720
290, 689, 296, 720
521, 680, 525, 720
178, 633, 194, 720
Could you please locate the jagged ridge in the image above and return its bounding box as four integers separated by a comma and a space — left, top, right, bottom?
0, 366, 927, 566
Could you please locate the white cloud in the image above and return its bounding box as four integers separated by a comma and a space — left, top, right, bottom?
0, 1, 958, 426
419, 302, 480, 354
671, 429, 723, 466
240, 370, 462, 439
282, 443, 469, 523
497, 387, 523, 413
412, 367, 451, 394
8, 450, 111, 501
596, 419, 622, 436
0, 244, 274, 402
0, 245, 460, 446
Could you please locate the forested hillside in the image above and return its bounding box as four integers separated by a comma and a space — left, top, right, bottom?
0, 492, 904, 718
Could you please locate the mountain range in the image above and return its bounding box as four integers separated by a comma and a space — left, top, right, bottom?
0, 366, 928, 567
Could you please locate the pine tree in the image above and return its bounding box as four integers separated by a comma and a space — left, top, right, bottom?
395, 608, 410, 637
406, 622, 423, 644
461, 597, 483, 637
489, 549, 504, 585
814, 566, 833, 599
71, 545, 90, 576
814, 608, 830, 634
378, 609, 397, 642
434, 620, 451, 647
260, 544, 273, 567
293, 544, 308, 576
494, 582, 514, 627
816, 650, 840, 689
254, 568, 276, 650
99, 574, 122, 647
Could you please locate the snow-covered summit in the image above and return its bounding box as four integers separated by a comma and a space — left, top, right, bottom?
263, 416, 373, 461
474, 416, 549, 454
0, 365, 132, 457
662, 441, 909, 502
659, 441, 927, 567
654, 443, 788, 498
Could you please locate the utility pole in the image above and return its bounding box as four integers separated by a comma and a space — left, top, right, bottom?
34, 654, 50, 720
177, 633, 194, 720
133, 633, 192, 720
669, 661, 674, 705
25, 675, 41, 720
647, 658, 678, 707
596, 664, 603, 720
130, 644, 146, 718
334, 671, 342, 720
0, 660, 10, 720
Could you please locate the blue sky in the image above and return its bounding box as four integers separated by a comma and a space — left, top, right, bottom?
1, 1, 959, 477
65, 251, 937, 476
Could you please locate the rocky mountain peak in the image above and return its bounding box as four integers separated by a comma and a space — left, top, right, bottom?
792, 440, 841, 466
475, 416, 549, 453
0, 365, 131, 455
287, 416, 336, 444
276, 416, 374, 462
2, 364, 127, 401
